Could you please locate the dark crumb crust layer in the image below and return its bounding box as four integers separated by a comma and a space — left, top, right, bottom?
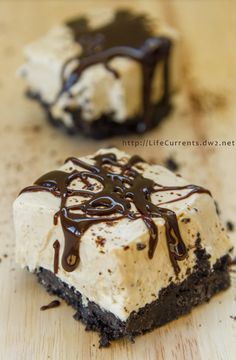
36, 244, 231, 347
27, 91, 171, 139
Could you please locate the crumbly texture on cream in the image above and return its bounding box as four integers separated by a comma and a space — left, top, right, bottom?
13, 148, 231, 321
18, 12, 180, 126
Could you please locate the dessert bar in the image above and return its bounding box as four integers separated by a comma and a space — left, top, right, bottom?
19, 10, 179, 138
14, 148, 231, 346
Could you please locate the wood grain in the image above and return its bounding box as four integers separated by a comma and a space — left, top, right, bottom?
0, 1, 235, 359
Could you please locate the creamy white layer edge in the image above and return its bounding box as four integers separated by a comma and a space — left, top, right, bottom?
13, 148, 231, 321
18, 12, 180, 126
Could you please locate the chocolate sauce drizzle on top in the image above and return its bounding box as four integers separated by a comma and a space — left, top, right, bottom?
59, 10, 171, 130
53, 240, 60, 274
20, 153, 211, 275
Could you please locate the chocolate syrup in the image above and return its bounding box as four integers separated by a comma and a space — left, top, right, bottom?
20, 153, 211, 275
59, 10, 171, 130
53, 240, 60, 274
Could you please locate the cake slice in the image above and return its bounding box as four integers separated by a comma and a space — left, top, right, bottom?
18, 9, 180, 138
13, 148, 231, 346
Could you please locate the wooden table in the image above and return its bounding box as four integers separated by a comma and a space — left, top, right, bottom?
0, 1, 235, 359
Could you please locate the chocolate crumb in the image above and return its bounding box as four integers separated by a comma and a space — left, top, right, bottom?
226, 221, 234, 232
164, 157, 179, 172
181, 218, 191, 224
123, 246, 130, 251
136, 243, 146, 250
40, 300, 60, 311
95, 236, 106, 247
3, 254, 8, 258
230, 315, 236, 320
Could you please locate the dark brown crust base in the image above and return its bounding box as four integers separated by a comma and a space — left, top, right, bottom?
36, 246, 231, 347
27, 91, 171, 139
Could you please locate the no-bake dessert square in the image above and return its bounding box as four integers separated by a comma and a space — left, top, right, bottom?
14, 148, 231, 346
18, 10, 180, 138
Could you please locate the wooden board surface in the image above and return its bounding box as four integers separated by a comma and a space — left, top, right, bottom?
0, 1, 235, 359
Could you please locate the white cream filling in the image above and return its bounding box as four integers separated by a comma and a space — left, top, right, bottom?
18, 25, 81, 104
18, 13, 180, 125
13, 148, 231, 321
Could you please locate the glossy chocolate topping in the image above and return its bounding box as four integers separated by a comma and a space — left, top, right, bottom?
53, 240, 60, 274
20, 153, 211, 275
59, 10, 171, 130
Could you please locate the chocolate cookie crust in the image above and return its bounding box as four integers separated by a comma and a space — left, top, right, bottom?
28, 91, 171, 139
36, 249, 230, 347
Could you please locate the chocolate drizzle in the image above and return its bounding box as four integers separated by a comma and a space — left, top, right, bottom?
53, 240, 60, 274
58, 10, 171, 130
20, 152, 211, 275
